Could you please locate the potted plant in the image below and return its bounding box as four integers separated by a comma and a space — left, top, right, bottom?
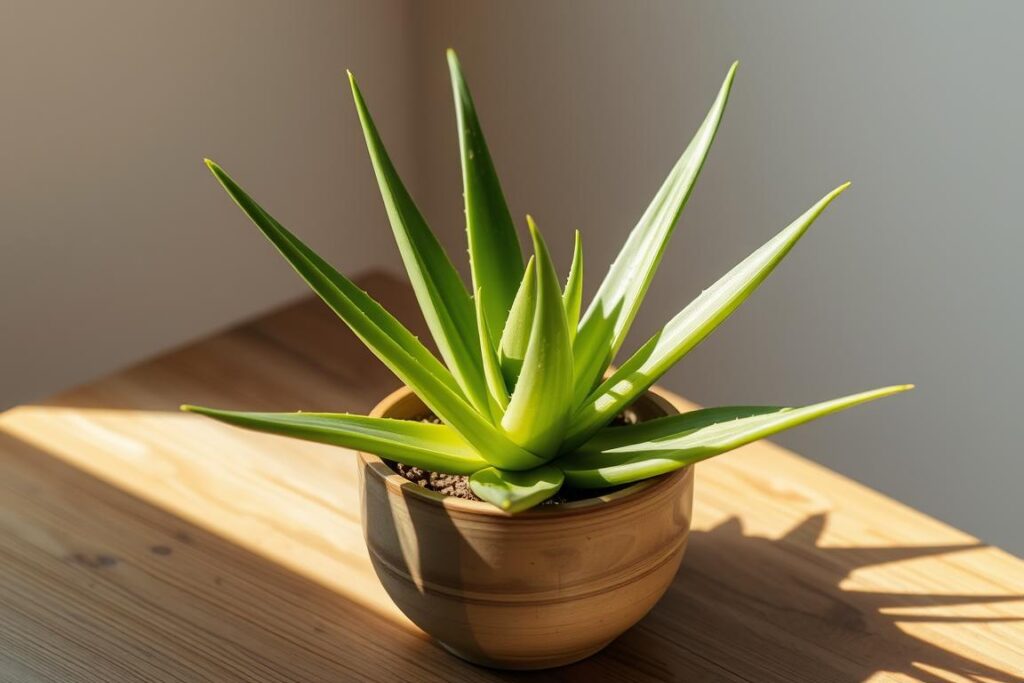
183, 52, 911, 670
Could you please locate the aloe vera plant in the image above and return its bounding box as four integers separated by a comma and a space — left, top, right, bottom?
183, 52, 912, 513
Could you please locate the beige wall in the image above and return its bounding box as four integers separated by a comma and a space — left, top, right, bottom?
412, 1, 1024, 552
0, 0, 413, 406
3, 1, 1022, 552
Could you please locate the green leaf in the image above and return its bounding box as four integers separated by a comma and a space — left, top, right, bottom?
469, 465, 565, 512
204, 160, 457, 395
181, 405, 488, 475
501, 218, 575, 458
349, 72, 488, 415
498, 255, 536, 388
583, 405, 783, 446
563, 230, 584, 345
448, 50, 525, 342
561, 385, 913, 487
565, 183, 849, 450
571, 62, 739, 404
205, 160, 543, 471
474, 287, 510, 415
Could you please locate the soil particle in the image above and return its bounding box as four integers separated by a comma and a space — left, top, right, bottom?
394, 463, 479, 500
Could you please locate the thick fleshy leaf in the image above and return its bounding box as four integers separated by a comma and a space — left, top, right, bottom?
498, 255, 536, 388
584, 404, 782, 446
501, 218, 574, 458
571, 63, 739, 403
448, 50, 525, 342
349, 72, 488, 415
205, 161, 543, 471
474, 287, 510, 415
181, 405, 488, 475
204, 160, 458, 394
563, 230, 584, 345
561, 385, 913, 487
565, 183, 849, 449
469, 465, 564, 512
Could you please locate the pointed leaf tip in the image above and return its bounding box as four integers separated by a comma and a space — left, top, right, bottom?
501, 217, 574, 457
567, 183, 856, 446
526, 215, 538, 237
562, 384, 913, 488
876, 384, 914, 395
719, 62, 739, 90
351, 67, 493, 418
451, 52, 525, 347
563, 230, 584, 344
571, 62, 739, 402
498, 255, 536, 386
808, 182, 851, 216
183, 405, 489, 474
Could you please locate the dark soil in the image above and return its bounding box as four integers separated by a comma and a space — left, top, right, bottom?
388, 409, 638, 505
393, 463, 478, 499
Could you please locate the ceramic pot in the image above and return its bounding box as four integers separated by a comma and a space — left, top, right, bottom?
358, 386, 693, 670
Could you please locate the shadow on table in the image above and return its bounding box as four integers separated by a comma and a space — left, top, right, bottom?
3, 431, 1021, 682
591, 514, 1024, 683
378, 505, 1023, 683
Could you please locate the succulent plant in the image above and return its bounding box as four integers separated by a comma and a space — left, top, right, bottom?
182, 52, 911, 512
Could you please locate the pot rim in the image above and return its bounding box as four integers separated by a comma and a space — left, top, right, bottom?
358, 385, 690, 519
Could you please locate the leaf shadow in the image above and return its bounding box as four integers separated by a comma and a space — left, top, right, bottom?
583, 514, 1024, 682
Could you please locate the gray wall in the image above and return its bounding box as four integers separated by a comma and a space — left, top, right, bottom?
0, 0, 412, 406
3, 2, 1022, 552
412, 2, 1024, 552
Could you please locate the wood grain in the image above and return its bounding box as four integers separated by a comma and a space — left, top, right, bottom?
1, 271, 1022, 682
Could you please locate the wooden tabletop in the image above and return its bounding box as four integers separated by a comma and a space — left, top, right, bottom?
2, 272, 1022, 683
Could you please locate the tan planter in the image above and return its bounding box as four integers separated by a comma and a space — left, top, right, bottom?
357, 386, 694, 670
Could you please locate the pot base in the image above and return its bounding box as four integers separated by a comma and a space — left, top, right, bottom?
438, 639, 613, 671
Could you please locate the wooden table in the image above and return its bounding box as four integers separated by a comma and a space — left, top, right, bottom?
2, 272, 1022, 682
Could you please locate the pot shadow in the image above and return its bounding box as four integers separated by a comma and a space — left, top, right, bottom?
560, 514, 1023, 682
368, 490, 1023, 682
